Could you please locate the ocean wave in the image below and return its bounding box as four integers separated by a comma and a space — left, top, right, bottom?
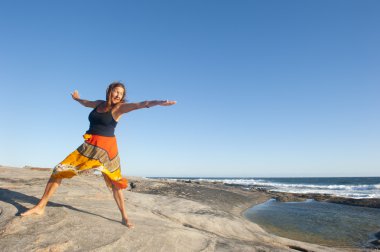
154, 177, 380, 199
252, 182, 380, 191
199, 179, 380, 191
189, 178, 380, 199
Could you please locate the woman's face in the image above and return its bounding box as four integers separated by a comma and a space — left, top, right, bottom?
111, 86, 124, 104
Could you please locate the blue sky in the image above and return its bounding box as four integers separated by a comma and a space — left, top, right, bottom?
0, 0, 379, 177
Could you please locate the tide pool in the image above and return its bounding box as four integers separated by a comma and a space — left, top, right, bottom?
244, 199, 380, 248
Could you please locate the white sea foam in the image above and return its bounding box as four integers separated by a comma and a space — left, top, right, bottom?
184, 178, 380, 199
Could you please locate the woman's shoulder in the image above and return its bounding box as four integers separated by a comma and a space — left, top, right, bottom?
95, 100, 105, 106
113, 102, 125, 110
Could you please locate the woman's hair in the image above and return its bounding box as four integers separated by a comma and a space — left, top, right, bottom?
106, 81, 127, 111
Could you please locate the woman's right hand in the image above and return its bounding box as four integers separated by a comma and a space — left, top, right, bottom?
71, 90, 80, 100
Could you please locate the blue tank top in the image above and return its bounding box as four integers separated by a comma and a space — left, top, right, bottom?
86, 102, 118, 137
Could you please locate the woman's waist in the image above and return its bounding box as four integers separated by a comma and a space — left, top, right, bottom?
86, 127, 116, 137
83, 133, 117, 142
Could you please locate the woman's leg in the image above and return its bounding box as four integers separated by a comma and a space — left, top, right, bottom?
102, 174, 134, 228
21, 176, 62, 216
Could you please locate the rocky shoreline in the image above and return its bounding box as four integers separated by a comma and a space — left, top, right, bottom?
267, 190, 380, 208
174, 179, 380, 209
0, 167, 372, 251
163, 179, 380, 249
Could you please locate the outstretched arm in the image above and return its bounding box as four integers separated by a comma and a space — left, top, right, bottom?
118, 100, 176, 114
71, 90, 102, 108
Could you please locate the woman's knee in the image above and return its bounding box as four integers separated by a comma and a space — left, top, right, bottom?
112, 184, 123, 193
56, 178, 62, 185
102, 174, 111, 184
49, 176, 62, 185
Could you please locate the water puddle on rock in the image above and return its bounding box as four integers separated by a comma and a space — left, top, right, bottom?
244, 199, 380, 248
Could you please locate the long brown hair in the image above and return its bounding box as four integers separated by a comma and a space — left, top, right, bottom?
105, 81, 127, 111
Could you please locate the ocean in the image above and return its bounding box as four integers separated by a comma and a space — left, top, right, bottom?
152, 176, 380, 199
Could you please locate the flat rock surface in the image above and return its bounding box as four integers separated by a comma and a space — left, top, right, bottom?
0, 167, 357, 251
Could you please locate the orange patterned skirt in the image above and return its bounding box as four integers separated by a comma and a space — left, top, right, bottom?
52, 134, 128, 189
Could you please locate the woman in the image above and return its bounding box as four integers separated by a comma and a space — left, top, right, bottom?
21, 82, 176, 228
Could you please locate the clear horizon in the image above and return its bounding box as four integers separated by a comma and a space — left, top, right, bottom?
4, 166, 379, 179
0, 1, 379, 177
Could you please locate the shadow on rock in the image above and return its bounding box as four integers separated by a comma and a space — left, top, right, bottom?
0, 188, 119, 224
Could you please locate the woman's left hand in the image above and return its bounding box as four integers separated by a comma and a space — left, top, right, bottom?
160, 100, 177, 106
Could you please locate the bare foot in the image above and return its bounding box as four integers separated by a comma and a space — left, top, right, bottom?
20, 205, 45, 216
122, 218, 135, 229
